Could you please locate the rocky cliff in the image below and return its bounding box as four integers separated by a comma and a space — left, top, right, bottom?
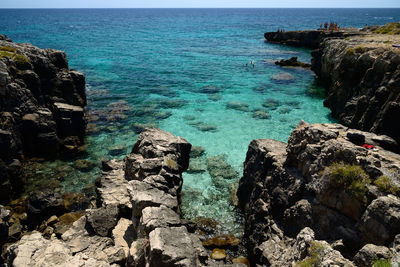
237, 121, 400, 266
0, 34, 87, 203
5, 128, 248, 267
265, 26, 400, 148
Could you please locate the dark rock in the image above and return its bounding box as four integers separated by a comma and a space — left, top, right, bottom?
26, 188, 66, 223
190, 146, 205, 158
226, 101, 250, 112
275, 57, 311, 68
86, 205, 119, 237
206, 154, 239, 180
74, 159, 96, 172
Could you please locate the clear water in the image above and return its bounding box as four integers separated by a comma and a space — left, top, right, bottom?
1, 8, 400, 235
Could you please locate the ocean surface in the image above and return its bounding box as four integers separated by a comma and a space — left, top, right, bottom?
1, 8, 399, 235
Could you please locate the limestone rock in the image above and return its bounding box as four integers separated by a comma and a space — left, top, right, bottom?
148, 226, 206, 267
128, 180, 178, 217
353, 244, 392, 266
139, 205, 181, 236
130, 128, 191, 172
359, 196, 400, 245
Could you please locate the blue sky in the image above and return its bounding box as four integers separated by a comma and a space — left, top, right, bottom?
1, 0, 400, 8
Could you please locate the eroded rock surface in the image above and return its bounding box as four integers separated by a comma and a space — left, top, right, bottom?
238, 121, 400, 266
0, 34, 87, 204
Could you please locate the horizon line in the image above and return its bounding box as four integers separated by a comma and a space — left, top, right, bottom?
1, 7, 400, 9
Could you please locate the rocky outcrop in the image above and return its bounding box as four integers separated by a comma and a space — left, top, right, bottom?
312, 37, 400, 147
238, 121, 400, 266
0, 34, 87, 204
264, 30, 351, 49
264, 27, 400, 147
7, 128, 246, 266
274, 57, 311, 68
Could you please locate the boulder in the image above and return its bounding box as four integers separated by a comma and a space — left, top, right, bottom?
86, 205, 119, 237
131, 128, 191, 172
353, 244, 392, 267
139, 206, 181, 236
359, 196, 400, 246
148, 226, 207, 267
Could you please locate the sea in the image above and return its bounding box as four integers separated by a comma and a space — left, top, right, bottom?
1, 8, 399, 235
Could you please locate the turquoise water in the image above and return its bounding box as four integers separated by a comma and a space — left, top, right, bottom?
1, 8, 400, 234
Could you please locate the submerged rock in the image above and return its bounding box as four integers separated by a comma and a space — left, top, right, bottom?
187, 158, 207, 173
226, 101, 250, 112
270, 72, 296, 83
206, 154, 239, 180
74, 159, 96, 172
210, 248, 226, 260
200, 85, 221, 94
262, 98, 280, 110
190, 146, 206, 158
252, 109, 271, 119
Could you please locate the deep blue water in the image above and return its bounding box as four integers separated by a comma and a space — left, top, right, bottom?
1, 8, 399, 234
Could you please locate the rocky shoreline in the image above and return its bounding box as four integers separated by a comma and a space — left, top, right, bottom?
1, 23, 400, 267
0, 34, 87, 204
237, 121, 400, 266
265, 25, 400, 147
4, 128, 249, 266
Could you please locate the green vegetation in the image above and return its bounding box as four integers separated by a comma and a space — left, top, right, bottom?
165, 157, 178, 170
346, 46, 366, 56
374, 175, 400, 197
372, 258, 392, 267
0, 45, 30, 69
325, 162, 371, 203
297, 241, 326, 267
374, 22, 400, 35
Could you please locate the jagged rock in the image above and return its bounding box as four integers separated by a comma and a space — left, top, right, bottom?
353, 244, 392, 266
130, 128, 191, 172
128, 180, 178, 217
112, 218, 135, 257
0, 35, 87, 204
264, 30, 347, 49
148, 226, 207, 267
139, 205, 181, 236
0, 205, 10, 243
359, 196, 400, 246
95, 160, 132, 216
127, 239, 147, 267
6, 232, 113, 267
26, 188, 66, 222
86, 205, 119, 237
275, 57, 311, 68
265, 28, 400, 146
238, 121, 400, 265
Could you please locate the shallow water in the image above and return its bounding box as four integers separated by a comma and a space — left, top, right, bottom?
1, 8, 400, 235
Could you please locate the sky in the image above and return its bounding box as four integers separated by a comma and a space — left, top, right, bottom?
1, 0, 400, 8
